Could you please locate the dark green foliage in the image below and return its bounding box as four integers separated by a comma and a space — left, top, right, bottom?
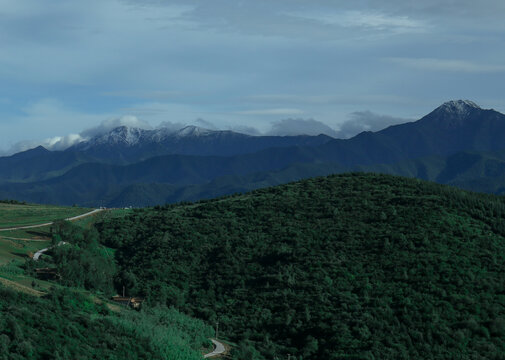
54, 222, 116, 295
99, 173, 505, 359
24, 221, 117, 295
0, 285, 212, 360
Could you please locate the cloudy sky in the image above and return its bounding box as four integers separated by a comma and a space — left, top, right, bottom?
1, 0, 505, 153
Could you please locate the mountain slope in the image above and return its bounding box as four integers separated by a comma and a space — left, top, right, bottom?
98, 173, 505, 359
0, 147, 321, 205
315, 100, 505, 167
0, 146, 91, 183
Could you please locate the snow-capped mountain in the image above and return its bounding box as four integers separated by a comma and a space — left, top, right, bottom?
438, 100, 481, 114
67, 125, 333, 162
433, 100, 482, 119
416, 99, 495, 131
84, 126, 149, 147
72, 125, 221, 150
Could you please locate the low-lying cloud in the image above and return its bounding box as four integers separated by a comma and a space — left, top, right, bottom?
335, 111, 411, 138
1, 116, 153, 155
81, 116, 152, 138
0, 110, 413, 156
267, 118, 339, 137
4, 134, 86, 155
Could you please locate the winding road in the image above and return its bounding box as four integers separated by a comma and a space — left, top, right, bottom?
32, 247, 50, 261
204, 339, 226, 358
33, 241, 67, 261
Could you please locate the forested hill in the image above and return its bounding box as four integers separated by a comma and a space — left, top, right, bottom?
99, 173, 505, 359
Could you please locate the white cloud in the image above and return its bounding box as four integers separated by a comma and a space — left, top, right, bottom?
386, 57, 505, 73
336, 111, 412, 138
45, 134, 87, 150
5, 134, 86, 155
80, 116, 152, 138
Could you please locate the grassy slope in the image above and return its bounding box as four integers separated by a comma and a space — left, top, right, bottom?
100, 173, 505, 359
0, 203, 91, 228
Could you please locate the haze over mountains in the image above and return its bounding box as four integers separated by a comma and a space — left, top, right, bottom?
2, 100, 505, 206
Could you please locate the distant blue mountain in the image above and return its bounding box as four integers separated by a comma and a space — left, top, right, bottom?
2, 100, 505, 206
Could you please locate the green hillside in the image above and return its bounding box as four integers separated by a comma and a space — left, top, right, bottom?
99, 173, 505, 359
0, 285, 213, 359
0, 203, 214, 360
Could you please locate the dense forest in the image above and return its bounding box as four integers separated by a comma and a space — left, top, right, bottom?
98, 173, 505, 359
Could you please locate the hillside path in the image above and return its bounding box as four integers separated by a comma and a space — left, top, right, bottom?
33, 242, 67, 261
0, 209, 104, 232
204, 339, 226, 358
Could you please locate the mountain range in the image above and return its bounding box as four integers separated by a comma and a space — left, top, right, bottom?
69, 125, 333, 162
2, 100, 505, 206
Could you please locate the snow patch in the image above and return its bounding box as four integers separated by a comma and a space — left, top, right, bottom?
439, 100, 481, 115
90, 126, 146, 147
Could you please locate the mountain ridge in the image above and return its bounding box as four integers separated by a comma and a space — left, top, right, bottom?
65, 125, 333, 162
3, 100, 505, 206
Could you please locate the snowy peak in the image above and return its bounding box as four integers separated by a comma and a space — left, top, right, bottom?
74, 125, 226, 150
66, 124, 330, 161
91, 126, 147, 147
419, 100, 485, 129
436, 100, 481, 116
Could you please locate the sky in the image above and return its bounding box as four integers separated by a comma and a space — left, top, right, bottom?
1, 0, 505, 154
